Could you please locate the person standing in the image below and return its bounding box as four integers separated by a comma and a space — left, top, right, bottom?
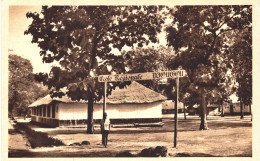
100, 113, 110, 147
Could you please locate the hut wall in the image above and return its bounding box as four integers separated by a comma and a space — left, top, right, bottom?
57, 102, 88, 120
58, 101, 162, 120
95, 102, 163, 120
31, 101, 163, 126
31, 116, 59, 127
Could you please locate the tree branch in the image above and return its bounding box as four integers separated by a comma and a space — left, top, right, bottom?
217, 26, 251, 37
217, 9, 240, 30
90, 22, 134, 69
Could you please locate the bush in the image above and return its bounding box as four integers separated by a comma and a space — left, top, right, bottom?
140, 147, 154, 157
81, 141, 90, 145
139, 146, 168, 157
14, 123, 64, 148
116, 146, 168, 157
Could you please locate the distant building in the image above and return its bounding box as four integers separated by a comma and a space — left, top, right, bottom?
207, 103, 220, 116
29, 81, 167, 127
223, 102, 251, 115
187, 104, 220, 116
187, 102, 251, 116
162, 100, 184, 114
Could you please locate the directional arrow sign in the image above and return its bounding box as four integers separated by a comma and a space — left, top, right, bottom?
98, 70, 187, 82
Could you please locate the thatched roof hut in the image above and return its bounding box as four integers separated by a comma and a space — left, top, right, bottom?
29, 81, 167, 107
29, 81, 167, 127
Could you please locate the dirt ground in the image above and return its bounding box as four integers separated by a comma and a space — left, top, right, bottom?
8, 115, 252, 157
8, 119, 30, 154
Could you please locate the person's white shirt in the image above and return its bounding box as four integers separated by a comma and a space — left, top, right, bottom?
104, 117, 110, 131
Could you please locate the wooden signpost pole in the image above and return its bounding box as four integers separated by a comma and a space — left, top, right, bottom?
174, 76, 179, 148
103, 82, 107, 120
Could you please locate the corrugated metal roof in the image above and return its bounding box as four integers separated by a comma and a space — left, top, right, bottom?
29, 81, 167, 107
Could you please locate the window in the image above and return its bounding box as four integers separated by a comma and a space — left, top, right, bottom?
38, 106, 41, 116
52, 104, 55, 118
47, 105, 51, 117
43, 106, 46, 117
40, 106, 43, 116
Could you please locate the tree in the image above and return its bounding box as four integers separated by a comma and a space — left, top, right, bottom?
228, 28, 252, 119
9, 53, 33, 116
123, 46, 194, 121
122, 45, 174, 93
25, 6, 166, 133
166, 6, 252, 129
8, 53, 48, 116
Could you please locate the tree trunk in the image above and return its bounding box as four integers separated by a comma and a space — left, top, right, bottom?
199, 89, 208, 130
87, 97, 94, 134
221, 104, 225, 117
240, 100, 244, 119
183, 103, 186, 120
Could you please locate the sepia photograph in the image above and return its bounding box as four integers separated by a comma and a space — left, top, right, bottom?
2, 1, 259, 160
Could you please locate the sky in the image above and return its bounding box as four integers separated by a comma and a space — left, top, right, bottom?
9, 6, 59, 74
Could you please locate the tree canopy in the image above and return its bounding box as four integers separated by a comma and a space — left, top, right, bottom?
121, 45, 174, 94
8, 53, 48, 116
25, 6, 166, 133
165, 6, 252, 129
25, 5, 252, 131
229, 28, 252, 106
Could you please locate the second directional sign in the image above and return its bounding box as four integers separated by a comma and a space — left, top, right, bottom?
98, 70, 187, 82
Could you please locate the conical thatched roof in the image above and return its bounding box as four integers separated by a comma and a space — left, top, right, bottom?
106, 81, 167, 104
29, 81, 167, 107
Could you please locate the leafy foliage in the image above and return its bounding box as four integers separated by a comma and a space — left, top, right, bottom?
228, 28, 252, 105
166, 6, 252, 129
25, 6, 166, 133
8, 53, 48, 116
122, 45, 174, 94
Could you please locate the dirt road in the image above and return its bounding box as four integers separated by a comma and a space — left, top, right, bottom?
8, 115, 252, 157
8, 119, 30, 157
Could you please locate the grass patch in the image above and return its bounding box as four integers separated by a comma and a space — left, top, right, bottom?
14, 123, 64, 148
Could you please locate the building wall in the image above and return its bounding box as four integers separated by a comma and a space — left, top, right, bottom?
208, 107, 219, 116
31, 116, 59, 127
57, 102, 163, 120
57, 103, 87, 120
223, 102, 250, 114
31, 101, 163, 126
223, 104, 231, 113
232, 103, 250, 113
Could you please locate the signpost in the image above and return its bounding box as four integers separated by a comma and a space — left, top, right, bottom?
174, 77, 179, 148
98, 69, 187, 147
103, 82, 107, 119
98, 70, 186, 82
